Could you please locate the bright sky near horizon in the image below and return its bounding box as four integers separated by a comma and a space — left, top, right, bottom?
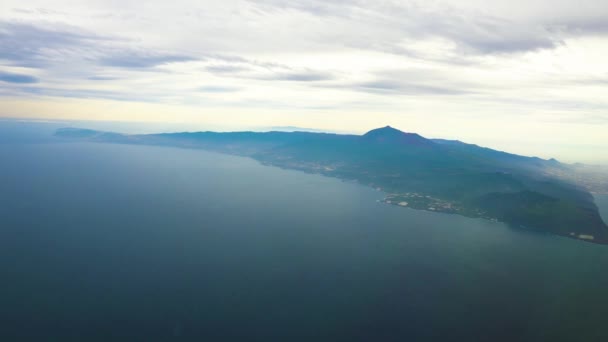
0, 0, 607, 163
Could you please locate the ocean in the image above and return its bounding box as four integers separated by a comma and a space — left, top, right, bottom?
1, 126, 607, 341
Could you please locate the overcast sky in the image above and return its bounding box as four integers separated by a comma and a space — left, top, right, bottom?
1, 0, 607, 163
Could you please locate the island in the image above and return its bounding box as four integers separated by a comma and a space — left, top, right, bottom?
55, 126, 608, 244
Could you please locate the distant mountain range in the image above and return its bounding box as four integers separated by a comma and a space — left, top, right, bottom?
55, 126, 608, 244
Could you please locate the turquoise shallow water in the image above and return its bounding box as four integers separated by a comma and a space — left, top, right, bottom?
0, 140, 607, 342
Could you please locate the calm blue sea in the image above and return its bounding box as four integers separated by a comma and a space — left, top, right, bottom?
1, 122, 607, 341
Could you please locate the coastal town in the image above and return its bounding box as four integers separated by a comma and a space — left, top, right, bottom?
380, 192, 499, 222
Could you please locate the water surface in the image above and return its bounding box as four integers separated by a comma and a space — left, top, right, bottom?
1, 140, 607, 341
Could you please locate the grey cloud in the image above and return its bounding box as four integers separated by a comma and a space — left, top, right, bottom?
0, 21, 199, 70
87, 75, 121, 81
249, 0, 360, 17
0, 71, 39, 83
204, 58, 333, 82
206, 64, 251, 74
354, 80, 471, 95
99, 51, 195, 68
0, 21, 113, 67
259, 71, 335, 82
381, 6, 562, 55
549, 16, 608, 35
99, 49, 278, 71
327, 67, 480, 96
434, 16, 562, 54
208, 54, 254, 65
248, 0, 563, 55
460, 36, 559, 54
280, 71, 333, 81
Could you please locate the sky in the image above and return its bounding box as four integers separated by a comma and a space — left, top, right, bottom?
0, 0, 607, 163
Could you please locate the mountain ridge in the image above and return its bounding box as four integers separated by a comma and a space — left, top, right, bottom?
55, 126, 608, 244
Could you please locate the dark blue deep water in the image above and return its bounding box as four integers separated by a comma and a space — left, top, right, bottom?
1, 122, 608, 341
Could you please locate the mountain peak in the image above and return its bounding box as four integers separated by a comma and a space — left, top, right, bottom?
362, 126, 435, 148
364, 125, 403, 136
